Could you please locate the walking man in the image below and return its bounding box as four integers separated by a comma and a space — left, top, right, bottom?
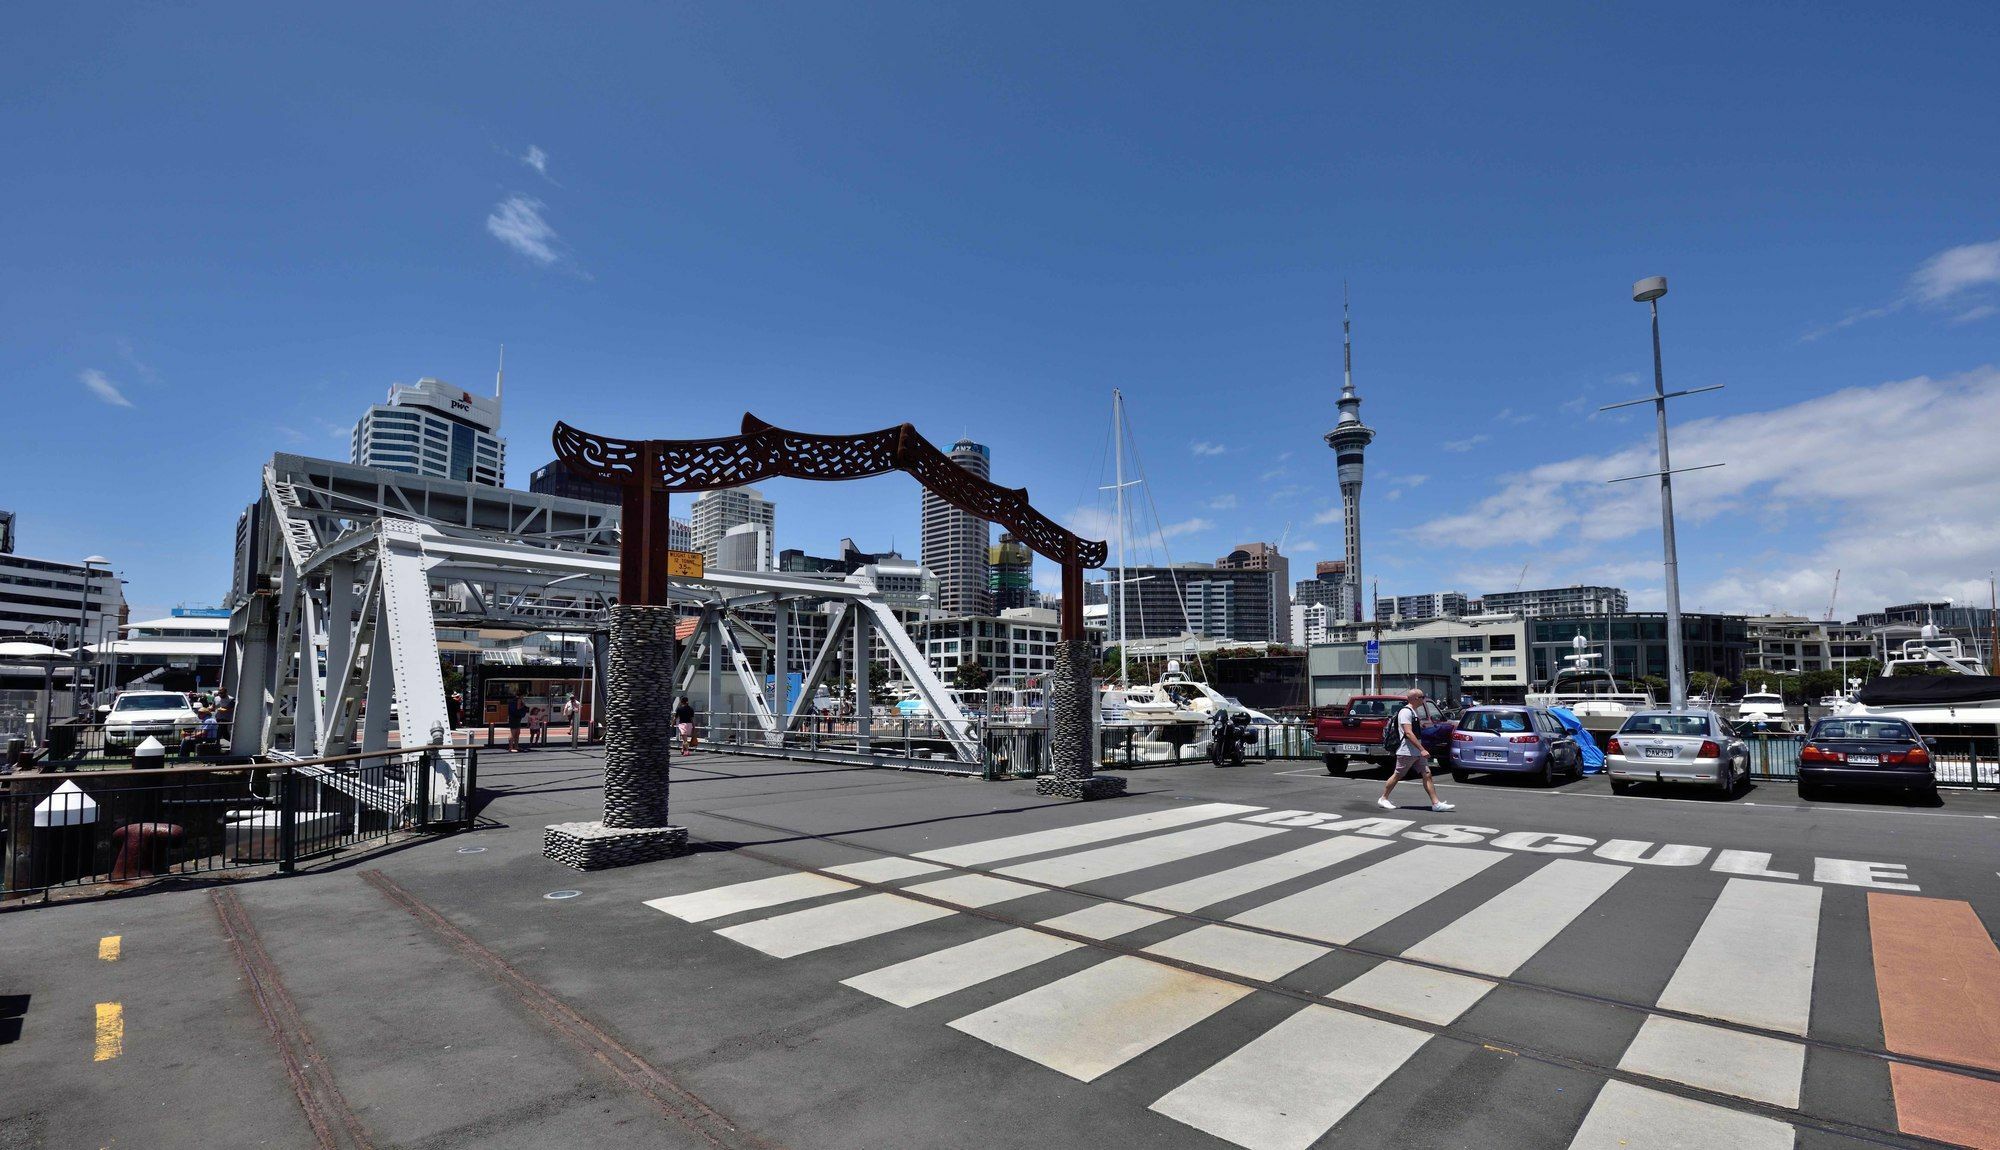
1379, 687, 1454, 813
675, 695, 698, 754
506, 688, 526, 753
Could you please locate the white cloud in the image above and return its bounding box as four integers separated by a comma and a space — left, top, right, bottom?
521, 145, 550, 178
486, 194, 563, 265
1063, 508, 1212, 552
1312, 504, 1344, 525
79, 369, 132, 408
1386, 474, 1429, 489
1288, 540, 1320, 553
1260, 467, 1288, 482
1160, 517, 1213, 539
1442, 434, 1489, 453
1203, 494, 1240, 511
275, 425, 307, 444
1911, 239, 2000, 303
1410, 365, 2000, 615
1953, 303, 1999, 325
1190, 441, 1227, 457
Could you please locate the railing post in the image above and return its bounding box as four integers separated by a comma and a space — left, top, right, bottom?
463, 745, 479, 828
416, 747, 432, 832
278, 768, 297, 875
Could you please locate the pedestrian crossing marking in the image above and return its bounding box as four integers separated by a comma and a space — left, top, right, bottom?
994, 821, 1283, 887
1037, 901, 1171, 939
1886, 1063, 2000, 1149
1401, 858, 1629, 978
1228, 844, 1506, 945
1657, 878, 1820, 1036
1325, 960, 1495, 1026
948, 955, 1252, 1082
1616, 1016, 1805, 1108
1130, 834, 1392, 914
824, 857, 946, 882
899, 872, 1042, 908
1565, 1080, 1794, 1150
645, 872, 854, 923
715, 892, 956, 958
1868, 892, 2000, 1072
1141, 924, 1329, 983
914, 801, 1262, 867
843, 928, 1084, 1008
1149, 1004, 1431, 1150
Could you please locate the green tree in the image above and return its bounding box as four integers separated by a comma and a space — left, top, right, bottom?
867, 660, 896, 706
953, 658, 991, 691
1687, 671, 1732, 698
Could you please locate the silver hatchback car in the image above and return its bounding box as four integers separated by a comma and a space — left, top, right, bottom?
1604, 709, 1750, 796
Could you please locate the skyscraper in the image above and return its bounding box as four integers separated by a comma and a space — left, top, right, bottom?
989, 532, 1033, 613
922, 439, 992, 617
691, 487, 775, 571
1217, 543, 1292, 642
1322, 288, 1375, 621
350, 378, 506, 486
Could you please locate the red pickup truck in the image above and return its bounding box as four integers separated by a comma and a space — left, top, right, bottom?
1313, 695, 1454, 775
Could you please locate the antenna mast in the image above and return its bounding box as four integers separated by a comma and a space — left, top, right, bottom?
495, 344, 505, 400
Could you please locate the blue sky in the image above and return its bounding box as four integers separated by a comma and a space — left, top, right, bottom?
5, 3, 1998, 622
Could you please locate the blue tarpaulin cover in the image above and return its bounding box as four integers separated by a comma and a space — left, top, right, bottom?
1548, 707, 1605, 773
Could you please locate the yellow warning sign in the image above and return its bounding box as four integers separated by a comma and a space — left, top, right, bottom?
667, 549, 705, 579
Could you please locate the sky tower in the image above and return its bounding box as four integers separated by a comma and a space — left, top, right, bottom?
1323, 286, 1375, 621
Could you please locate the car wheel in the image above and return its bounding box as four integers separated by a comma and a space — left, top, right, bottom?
1609, 778, 1632, 795
1450, 767, 1470, 783
1323, 754, 1347, 777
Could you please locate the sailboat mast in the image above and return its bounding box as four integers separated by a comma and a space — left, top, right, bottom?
1114, 389, 1129, 688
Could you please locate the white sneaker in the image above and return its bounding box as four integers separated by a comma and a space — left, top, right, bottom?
1376, 797, 1396, 810
1431, 801, 1456, 812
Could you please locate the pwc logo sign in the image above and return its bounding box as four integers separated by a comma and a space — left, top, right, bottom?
449, 390, 475, 414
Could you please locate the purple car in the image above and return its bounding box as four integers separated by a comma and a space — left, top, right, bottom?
1449, 705, 1583, 786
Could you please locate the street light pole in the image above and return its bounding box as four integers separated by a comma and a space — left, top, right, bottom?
72, 556, 109, 713
1603, 278, 1726, 712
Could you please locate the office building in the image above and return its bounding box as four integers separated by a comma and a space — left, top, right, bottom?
1527, 613, 1748, 688
917, 607, 1062, 683
1291, 601, 1331, 646
1856, 601, 1997, 668
1308, 637, 1461, 708
1295, 564, 1355, 624
1376, 591, 1469, 622
989, 533, 1033, 614
691, 488, 776, 571
526, 460, 691, 550
350, 378, 505, 486
1106, 564, 1280, 645
718, 522, 771, 573
1473, 585, 1629, 619
779, 538, 900, 576
921, 439, 993, 617
1218, 542, 1291, 642
0, 516, 127, 645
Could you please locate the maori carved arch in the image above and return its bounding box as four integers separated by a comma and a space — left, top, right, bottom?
552, 415, 1107, 636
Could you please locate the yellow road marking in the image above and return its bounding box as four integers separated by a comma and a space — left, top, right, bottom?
98, 934, 121, 961
93, 1002, 123, 1062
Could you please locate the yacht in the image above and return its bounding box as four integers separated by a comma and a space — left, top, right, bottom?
1836, 634, 2000, 742
1526, 648, 1655, 739
1735, 688, 1787, 725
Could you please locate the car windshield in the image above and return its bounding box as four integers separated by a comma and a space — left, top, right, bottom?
114, 693, 188, 712
1812, 719, 1915, 742
1462, 711, 1533, 734
1348, 699, 1391, 716
1619, 714, 1712, 737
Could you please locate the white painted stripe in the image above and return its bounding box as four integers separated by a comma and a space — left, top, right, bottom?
949, 956, 1251, 1081
644, 872, 855, 923
823, 857, 946, 882
915, 803, 1264, 867
1326, 960, 1496, 1027
1150, 1004, 1431, 1150
843, 929, 1083, 1008
1566, 1080, 1794, 1150
1132, 834, 1394, 913
1229, 845, 1506, 945
1402, 859, 1630, 978
1143, 925, 1329, 982
1617, 1016, 1806, 1108
1656, 878, 1821, 1035
716, 893, 955, 958
902, 873, 1043, 908
996, 823, 1284, 887
1037, 901, 1172, 940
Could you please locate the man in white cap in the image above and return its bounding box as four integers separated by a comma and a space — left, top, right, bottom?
1379, 687, 1454, 812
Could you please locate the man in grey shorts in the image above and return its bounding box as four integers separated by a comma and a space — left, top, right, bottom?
1378, 687, 1455, 812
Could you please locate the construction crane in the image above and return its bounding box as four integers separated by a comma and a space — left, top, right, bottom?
1514, 563, 1530, 593
1824, 569, 1841, 621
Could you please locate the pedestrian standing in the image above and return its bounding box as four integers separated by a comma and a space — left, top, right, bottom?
506, 689, 526, 753
213, 688, 235, 744
675, 695, 698, 754
1378, 687, 1455, 813
563, 694, 580, 747
528, 701, 548, 746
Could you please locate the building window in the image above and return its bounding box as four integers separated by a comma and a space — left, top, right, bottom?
1490, 633, 1516, 651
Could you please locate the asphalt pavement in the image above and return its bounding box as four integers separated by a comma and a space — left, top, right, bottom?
3, 748, 1997, 1150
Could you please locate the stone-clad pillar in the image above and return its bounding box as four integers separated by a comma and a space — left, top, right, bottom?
543, 604, 689, 868
1035, 638, 1125, 800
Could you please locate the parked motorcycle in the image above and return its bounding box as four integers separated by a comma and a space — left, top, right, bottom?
1209, 710, 1255, 767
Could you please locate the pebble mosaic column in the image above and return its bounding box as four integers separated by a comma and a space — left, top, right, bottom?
1035, 637, 1126, 800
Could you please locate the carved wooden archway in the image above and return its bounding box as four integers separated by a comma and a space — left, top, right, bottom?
551, 415, 1108, 639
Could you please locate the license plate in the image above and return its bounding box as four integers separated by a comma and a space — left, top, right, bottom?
1847, 754, 1879, 765
1644, 747, 1675, 759
1337, 743, 1374, 754
1475, 750, 1508, 762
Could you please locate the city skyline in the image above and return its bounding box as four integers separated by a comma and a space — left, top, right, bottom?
6, 6, 1999, 623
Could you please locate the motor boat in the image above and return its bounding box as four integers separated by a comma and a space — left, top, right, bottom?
1735, 688, 1787, 726
1526, 646, 1654, 739
1835, 635, 2000, 745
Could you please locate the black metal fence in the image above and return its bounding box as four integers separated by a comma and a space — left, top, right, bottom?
29, 718, 241, 771
0, 745, 475, 901
1740, 732, 1999, 789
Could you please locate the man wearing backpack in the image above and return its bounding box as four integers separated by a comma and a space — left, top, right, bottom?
1378, 687, 1455, 812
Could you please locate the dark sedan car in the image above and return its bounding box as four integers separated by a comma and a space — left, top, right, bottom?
1797, 716, 1936, 800
1448, 706, 1583, 786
